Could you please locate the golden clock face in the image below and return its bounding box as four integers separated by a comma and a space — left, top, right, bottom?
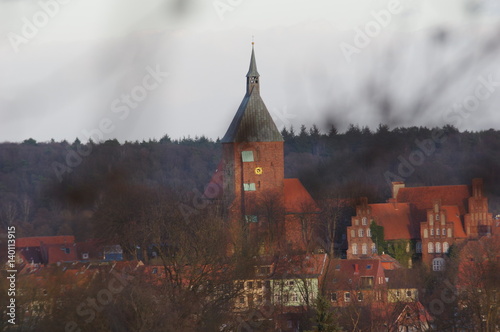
255, 167, 263, 175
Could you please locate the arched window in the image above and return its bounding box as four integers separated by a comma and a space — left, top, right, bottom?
442, 228, 446, 236
432, 258, 445, 271
436, 228, 440, 236
362, 243, 367, 255
362, 217, 367, 225
358, 229, 364, 237
352, 244, 358, 255
366, 228, 371, 237
436, 242, 441, 253
430, 229, 434, 236
428, 242, 434, 253
443, 242, 449, 253
371, 243, 377, 253
423, 229, 428, 238
351, 229, 355, 238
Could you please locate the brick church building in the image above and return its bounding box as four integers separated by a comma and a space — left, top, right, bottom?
207, 44, 319, 254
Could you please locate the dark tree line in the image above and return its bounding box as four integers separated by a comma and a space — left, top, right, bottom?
1, 124, 500, 240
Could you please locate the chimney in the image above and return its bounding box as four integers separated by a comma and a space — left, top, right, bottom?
472, 178, 483, 198
353, 263, 359, 274
392, 182, 405, 199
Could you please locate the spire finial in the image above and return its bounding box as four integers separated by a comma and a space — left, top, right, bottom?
252, 35, 254, 46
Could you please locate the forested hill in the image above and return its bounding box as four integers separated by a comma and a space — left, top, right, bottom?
1, 124, 500, 239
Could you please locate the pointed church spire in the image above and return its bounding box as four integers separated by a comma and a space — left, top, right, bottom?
221, 43, 283, 143
246, 41, 260, 78
246, 42, 260, 94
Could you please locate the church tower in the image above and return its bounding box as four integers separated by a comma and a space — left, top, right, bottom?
221, 43, 285, 247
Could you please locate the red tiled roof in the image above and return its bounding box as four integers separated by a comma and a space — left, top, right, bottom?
369, 203, 418, 240
42, 244, 78, 264
441, 205, 467, 238
396, 185, 469, 218
272, 253, 328, 277
283, 178, 319, 213
337, 259, 382, 278
17, 236, 75, 248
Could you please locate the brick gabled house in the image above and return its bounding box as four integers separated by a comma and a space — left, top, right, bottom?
16, 236, 77, 265
347, 179, 495, 269
346, 198, 417, 263
324, 259, 387, 307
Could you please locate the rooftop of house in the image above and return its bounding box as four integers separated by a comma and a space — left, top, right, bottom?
441, 205, 467, 238
17, 235, 76, 248
385, 269, 420, 289
396, 185, 470, 221
368, 202, 417, 240
283, 178, 319, 214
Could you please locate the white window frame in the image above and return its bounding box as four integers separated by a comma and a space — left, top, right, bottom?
352, 244, 358, 255
432, 258, 445, 271
241, 151, 254, 162
243, 183, 256, 191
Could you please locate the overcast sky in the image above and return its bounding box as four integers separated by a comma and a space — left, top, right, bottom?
1, 0, 500, 143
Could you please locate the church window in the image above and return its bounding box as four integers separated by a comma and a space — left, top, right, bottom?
358, 229, 364, 237
243, 183, 256, 191
241, 151, 254, 162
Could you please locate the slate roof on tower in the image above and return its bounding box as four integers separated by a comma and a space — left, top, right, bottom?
221, 45, 283, 143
